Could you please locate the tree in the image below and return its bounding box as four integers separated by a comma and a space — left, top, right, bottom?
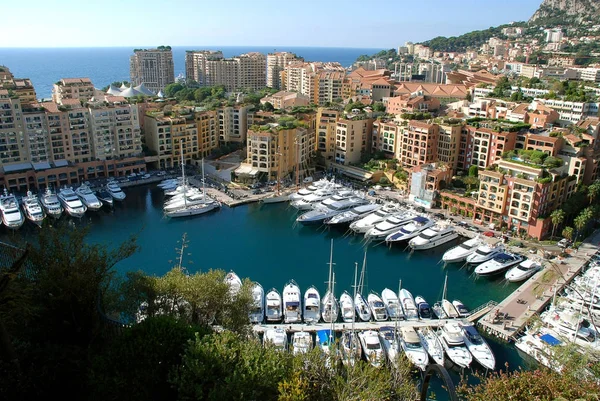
550, 209, 565, 239
588, 180, 600, 204
468, 165, 479, 177
463, 175, 479, 191
373, 102, 386, 112
562, 226, 574, 241
574, 208, 593, 243
262, 101, 275, 112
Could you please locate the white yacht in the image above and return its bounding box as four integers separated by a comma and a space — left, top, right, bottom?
460, 321, 496, 370
417, 327, 445, 365
22, 191, 45, 227
316, 329, 334, 357
358, 330, 384, 368
515, 327, 563, 372
384, 216, 435, 244
466, 243, 505, 265
452, 300, 470, 318
325, 203, 381, 226
106, 180, 126, 200
365, 212, 416, 241
475, 252, 524, 276
354, 292, 372, 322
381, 288, 404, 320
166, 201, 220, 218
157, 178, 180, 190
339, 291, 355, 323
283, 280, 302, 323
349, 203, 401, 234
291, 331, 313, 355
249, 283, 264, 324
505, 258, 543, 282
263, 328, 287, 351
540, 306, 600, 348
434, 299, 460, 319
164, 191, 214, 212
225, 271, 242, 296
303, 286, 321, 323
40, 187, 63, 219
288, 179, 331, 201
296, 197, 368, 225
95, 189, 113, 207
399, 289, 419, 320
0, 189, 24, 229
409, 225, 459, 250
368, 292, 388, 321
439, 321, 473, 368
340, 331, 362, 367
265, 288, 283, 322
290, 187, 339, 210
379, 327, 400, 369
57, 187, 87, 218
442, 236, 482, 263
321, 290, 339, 323
415, 295, 433, 319
75, 184, 102, 211
400, 327, 429, 371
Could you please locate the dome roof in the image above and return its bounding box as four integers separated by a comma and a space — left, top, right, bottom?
134, 83, 155, 96
119, 86, 142, 98
106, 85, 121, 95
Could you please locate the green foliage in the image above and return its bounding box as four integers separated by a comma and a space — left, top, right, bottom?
262, 101, 275, 111
562, 226, 574, 240
491, 76, 512, 98
400, 112, 431, 120
421, 23, 525, 52
468, 165, 479, 177
344, 101, 366, 112
379, 176, 390, 185
373, 102, 386, 112
394, 169, 408, 182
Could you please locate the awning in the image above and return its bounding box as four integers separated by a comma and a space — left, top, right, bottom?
32, 162, 51, 171
3, 162, 32, 173
285, 301, 300, 307
341, 169, 372, 181
540, 333, 561, 346
53, 160, 69, 167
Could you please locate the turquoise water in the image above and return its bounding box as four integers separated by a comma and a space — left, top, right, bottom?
1, 184, 527, 381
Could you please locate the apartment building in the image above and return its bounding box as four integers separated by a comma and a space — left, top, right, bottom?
267, 52, 300, 89
408, 163, 452, 208
5, 78, 37, 104
130, 47, 175, 94
436, 123, 462, 172
88, 100, 142, 161
205, 58, 238, 90
52, 78, 95, 104
398, 121, 439, 168
284, 62, 347, 105
465, 126, 517, 169
536, 98, 600, 125
190, 52, 267, 92
334, 117, 373, 165
317, 71, 349, 105
218, 105, 251, 144
372, 120, 401, 156
185, 50, 224, 85
316, 108, 340, 161
385, 94, 440, 115
195, 110, 219, 158
0, 90, 28, 165
236, 52, 267, 91
260, 91, 310, 110
22, 104, 50, 163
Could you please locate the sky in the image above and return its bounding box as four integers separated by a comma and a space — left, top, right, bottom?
2, 0, 542, 48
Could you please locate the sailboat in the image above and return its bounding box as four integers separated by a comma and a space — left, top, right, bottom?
432, 273, 458, 319
262, 147, 290, 203
354, 255, 372, 322
340, 260, 363, 367
321, 239, 339, 323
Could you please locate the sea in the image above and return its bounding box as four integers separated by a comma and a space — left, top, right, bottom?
0, 46, 384, 100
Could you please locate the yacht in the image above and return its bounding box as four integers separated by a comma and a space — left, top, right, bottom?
452, 300, 470, 318
505, 258, 543, 282
22, 191, 45, 227
417, 327, 445, 365
442, 236, 482, 263
321, 290, 339, 323
106, 180, 126, 201
157, 178, 180, 189
439, 321, 473, 368
381, 288, 404, 320
165, 201, 220, 218
514, 326, 563, 372
325, 203, 380, 226
475, 252, 524, 276
340, 331, 362, 367
415, 295, 433, 319
225, 271, 242, 296
40, 187, 63, 219
409, 225, 459, 250
354, 291, 372, 322
263, 327, 287, 351
95, 189, 113, 207
303, 286, 321, 323
540, 305, 600, 348
399, 289, 419, 320
57, 187, 87, 218
288, 179, 331, 201
349, 203, 401, 234
0, 189, 24, 229
399, 327, 429, 371
282, 280, 302, 323
291, 331, 313, 355
379, 327, 400, 369
165, 184, 194, 197
368, 292, 388, 321
249, 283, 264, 324
265, 288, 283, 322
339, 291, 355, 323
384, 216, 435, 244
296, 197, 368, 225
75, 184, 102, 211
466, 243, 505, 265
164, 191, 215, 212
434, 299, 460, 319
358, 330, 384, 368
316, 329, 334, 357
364, 212, 416, 241
290, 187, 338, 210
460, 321, 496, 370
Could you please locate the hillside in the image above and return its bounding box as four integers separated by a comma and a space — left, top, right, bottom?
420, 23, 527, 53
530, 0, 600, 23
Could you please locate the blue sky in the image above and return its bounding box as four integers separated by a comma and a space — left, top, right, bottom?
3, 0, 542, 48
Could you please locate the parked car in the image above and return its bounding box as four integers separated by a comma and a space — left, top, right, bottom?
468, 226, 480, 233
433, 213, 445, 219
557, 238, 571, 248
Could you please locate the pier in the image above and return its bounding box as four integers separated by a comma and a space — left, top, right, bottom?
477, 230, 600, 341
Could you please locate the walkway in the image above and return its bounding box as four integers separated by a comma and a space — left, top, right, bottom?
477, 230, 600, 341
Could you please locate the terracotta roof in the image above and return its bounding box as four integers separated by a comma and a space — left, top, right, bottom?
510, 103, 529, 115
61, 77, 92, 85
61, 98, 81, 106
576, 117, 599, 129
409, 120, 434, 129
563, 134, 581, 144
527, 133, 561, 143
41, 102, 60, 113
393, 82, 468, 98
105, 96, 127, 103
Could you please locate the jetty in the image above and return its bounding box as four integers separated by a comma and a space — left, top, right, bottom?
476, 230, 600, 342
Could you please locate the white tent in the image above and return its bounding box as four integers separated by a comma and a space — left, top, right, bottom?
157, 90, 165, 98
134, 83, 155, 96
106, 85, 121, 95
119, 86, 142, 98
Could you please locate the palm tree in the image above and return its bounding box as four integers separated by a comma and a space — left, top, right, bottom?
562, 226, 574, 241
588, 181, 600, 204
574, 208, 592, 244
550, 209, 565, 239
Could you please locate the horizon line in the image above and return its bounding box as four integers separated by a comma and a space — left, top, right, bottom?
0, 44, 391, 50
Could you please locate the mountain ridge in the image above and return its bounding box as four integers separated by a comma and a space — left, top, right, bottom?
529, 0, 600, 23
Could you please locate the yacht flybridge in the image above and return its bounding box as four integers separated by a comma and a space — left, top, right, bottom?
466, 243, 505, 265
475, 252, 525, 276
364, 212, 415, 241
349, 203, 401, 233
40, 187, 63, 219
106, 180, 126, 201
22, 191, 45, 226
58, 187, 87, 218
409, 225, 458, 250
384, 216, 434, 243
442, 236, 482, 263
75, 183, 102, 211
0, 189, 24, 229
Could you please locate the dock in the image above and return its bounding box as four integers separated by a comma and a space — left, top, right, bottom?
254, 318, 451, 334
476, 230, 600, 342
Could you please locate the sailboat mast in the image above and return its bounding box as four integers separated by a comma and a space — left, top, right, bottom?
180, 141, 186, 208
331, 271, 335, 341
352, 262, 358, 333
201, 157, 206, 202
276, 146, 281, 196
295, 138, 299, 192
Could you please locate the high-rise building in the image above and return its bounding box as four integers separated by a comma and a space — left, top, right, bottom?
185, 50, 224, 85
185, 51, 266, 91
267, 52, 300, 89
0, 90, 27, 165
284, 62, 348, 105
398, 121, 439, 168
130, 47, 175, 94
52, 78, 96, 104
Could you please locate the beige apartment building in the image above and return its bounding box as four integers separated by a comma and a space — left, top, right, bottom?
8, 78, 37, 104
185, 50, 224, 85
334, 117, 373, 165
88, 100, 142, 161
189, 52, 266, 91
284, 62, 347, 105
236, 52, 267, 91
398, 121, 439, 168
218, 105, 251, 144
52, 78, 95, 104
267, 52, 300, 89
22, 104, 50, 163
0, 90, 28, 165
436, 123, 462, 172
372, 120, 401, 156
130, 48, 175, 94
316, 108, 340, 161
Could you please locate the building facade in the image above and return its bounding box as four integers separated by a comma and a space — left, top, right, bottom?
130, 48, 175, 94
267, 52, 300, 89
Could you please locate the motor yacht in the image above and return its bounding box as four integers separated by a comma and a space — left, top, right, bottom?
505, 258, 543, 282
452, 300, 470, 318
417, 327, 445, 365
415, 295, 433, 319
288, 179, 331, 201
514, 326, 563, 372
75, 184, 102, 211
442, 236, 482, 263
400, 327, 429, 371
358, 330, 384, 368
475, 252, 524, 276
296, 197, 368, 225
95, 189, 113, 207
340, 331, 362, 366
439, 321, 473, 368
409, 225, 459, 250
339, 291, 355, 323
249, 283, 264, 324
164, 184, 194, 197
466, 244, 505, 265
263, 327, 287, 351
368, 292, 389, 321
291, 331, 313, 355
290, 188, 339, 210
379, 327, 400, 369
106, 180, 126, 200
225, 271, 242, 296
354, 292, 372, 322
303, 286, 321, 323
265, 288, 283, 322
283, 280, 302, 323
381, 288, 404, 320
365, 212, 416, 241
57, 187, 87, 218
22, 191, 45, 227
460, 321, 496, 370
384, 216, 435, 244
40, 187, 63, 219
399, 289, 419, 320
540, 305, 600, 348
0, 189, 24, 229
325, 203, 380, 226
349, 203, 401, 234
435, 299, 460, 319
321, 290, 339, 323
157, 178, 181, 189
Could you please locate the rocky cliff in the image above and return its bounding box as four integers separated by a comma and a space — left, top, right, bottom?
530, 0, 600, 23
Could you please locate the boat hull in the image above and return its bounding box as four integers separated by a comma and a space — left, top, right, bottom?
261, 194, 290, 204
165, 203, 220, 218
410, 232, 459, 250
